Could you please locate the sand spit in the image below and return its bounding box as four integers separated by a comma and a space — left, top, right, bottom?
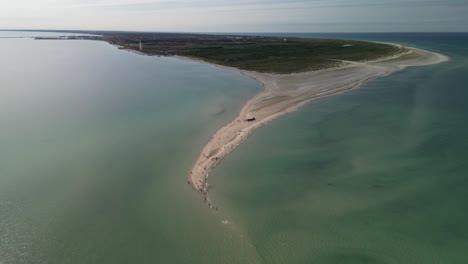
187, 45, 449, 195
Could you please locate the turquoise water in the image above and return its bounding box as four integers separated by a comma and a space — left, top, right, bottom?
0, 33, 262, 263
211, 33, 468, 263
1, 32, 468, 263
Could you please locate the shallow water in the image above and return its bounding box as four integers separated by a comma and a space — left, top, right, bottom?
1, 31, 467, 264
0, 32, 261, 263
211, 33, 468, 263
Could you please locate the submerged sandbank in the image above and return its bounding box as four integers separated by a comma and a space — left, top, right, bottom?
186, 44, 449, 197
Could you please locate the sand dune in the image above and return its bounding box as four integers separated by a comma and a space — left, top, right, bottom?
186, 45, 449, 196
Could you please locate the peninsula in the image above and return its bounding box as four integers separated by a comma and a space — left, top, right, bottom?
90, 32, 449, 196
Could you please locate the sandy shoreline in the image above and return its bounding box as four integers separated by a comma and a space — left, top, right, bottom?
185, 45, 449, 196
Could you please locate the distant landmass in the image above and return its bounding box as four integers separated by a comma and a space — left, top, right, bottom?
30, 31, 448, 203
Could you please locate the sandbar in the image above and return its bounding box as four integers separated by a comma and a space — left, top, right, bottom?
186, 44, 449, 196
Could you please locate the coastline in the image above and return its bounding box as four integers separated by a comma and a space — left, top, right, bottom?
183, 45, 449, 197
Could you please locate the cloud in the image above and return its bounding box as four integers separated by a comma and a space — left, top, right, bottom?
0, 0, 466, 32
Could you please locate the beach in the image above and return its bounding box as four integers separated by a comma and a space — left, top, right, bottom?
187, 45, 449, 196
2, 31, 466, 263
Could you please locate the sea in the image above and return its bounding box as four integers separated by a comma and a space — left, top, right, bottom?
1, 31, 467, 263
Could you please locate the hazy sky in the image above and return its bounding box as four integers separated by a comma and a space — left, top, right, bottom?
1, 0, 467, 32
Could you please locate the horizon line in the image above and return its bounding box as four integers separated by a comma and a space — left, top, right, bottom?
1, 29, 468, 35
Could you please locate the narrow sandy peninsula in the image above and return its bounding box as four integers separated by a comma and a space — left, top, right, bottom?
187, 44, 449, 195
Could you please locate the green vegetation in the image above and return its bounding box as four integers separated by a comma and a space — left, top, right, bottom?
104, 33, 404, 74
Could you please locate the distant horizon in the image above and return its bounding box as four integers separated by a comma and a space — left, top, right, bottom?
1, 29, 467, 34
2, 0, 467, 33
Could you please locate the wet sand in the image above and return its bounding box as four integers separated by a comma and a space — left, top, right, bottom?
186, 45, 449, 195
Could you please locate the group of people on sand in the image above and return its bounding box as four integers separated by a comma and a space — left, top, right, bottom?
187, 177, 217, 210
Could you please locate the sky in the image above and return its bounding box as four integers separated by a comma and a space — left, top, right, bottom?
1, 0, 467, 32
